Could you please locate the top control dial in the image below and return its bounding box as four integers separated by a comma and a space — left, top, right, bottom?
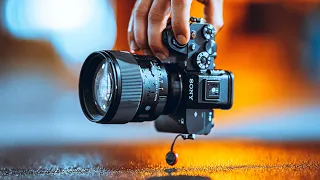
202, 24, 215, 40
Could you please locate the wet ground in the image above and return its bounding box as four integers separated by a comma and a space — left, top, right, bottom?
0, 140, 320, 179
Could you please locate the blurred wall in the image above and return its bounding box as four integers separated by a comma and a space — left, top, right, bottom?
0, 0, 319, 147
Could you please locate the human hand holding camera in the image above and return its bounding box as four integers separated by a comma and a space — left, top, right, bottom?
127, 0, 224, 60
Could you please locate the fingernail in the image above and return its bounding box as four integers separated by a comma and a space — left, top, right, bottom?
130, 41, 138, 52
177, 35, 187, 45
155, 53, 167, 60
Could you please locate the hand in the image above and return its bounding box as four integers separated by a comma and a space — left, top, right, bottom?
127, 0, 224, 60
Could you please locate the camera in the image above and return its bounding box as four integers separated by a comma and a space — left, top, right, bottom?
78, 17, 234, 136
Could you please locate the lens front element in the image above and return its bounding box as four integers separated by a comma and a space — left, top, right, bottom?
93, 60, 113, 115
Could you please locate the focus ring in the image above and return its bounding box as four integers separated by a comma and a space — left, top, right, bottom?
119, 63, 142, 102
108, 51, 143, 124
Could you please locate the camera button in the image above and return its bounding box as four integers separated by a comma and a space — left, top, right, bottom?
191, 30, 197, 39
205, 40, 217, 55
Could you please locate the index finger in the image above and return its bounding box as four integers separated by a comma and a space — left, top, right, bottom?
171, 0, 193, 45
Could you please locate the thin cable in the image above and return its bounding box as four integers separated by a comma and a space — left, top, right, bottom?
170, 134, 187, 152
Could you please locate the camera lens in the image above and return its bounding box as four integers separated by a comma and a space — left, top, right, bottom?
93, 60, 113, 115
79, 51, 183, 124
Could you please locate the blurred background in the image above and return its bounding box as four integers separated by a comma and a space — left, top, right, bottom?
0, 0, 319, 148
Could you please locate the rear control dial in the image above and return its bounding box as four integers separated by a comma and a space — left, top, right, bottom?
196, 51, 211, 70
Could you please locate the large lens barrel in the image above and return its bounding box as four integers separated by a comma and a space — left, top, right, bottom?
79, 51, 182, 124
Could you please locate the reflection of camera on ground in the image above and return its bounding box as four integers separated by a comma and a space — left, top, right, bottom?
148, 175, 211, 180
146, 168, 211, 180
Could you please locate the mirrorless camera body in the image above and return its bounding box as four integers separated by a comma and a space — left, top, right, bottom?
155, 17, 233, 135
78, 17, 234, 136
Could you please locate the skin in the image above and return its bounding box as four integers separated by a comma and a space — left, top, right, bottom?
127, 0, 224, 60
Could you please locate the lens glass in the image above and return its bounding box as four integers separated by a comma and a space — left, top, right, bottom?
93, 60, 113, 115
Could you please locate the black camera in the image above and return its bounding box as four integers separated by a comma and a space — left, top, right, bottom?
78, 17, 234, 136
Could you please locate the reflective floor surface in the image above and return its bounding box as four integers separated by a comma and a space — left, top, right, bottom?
0, 140, 320, 179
